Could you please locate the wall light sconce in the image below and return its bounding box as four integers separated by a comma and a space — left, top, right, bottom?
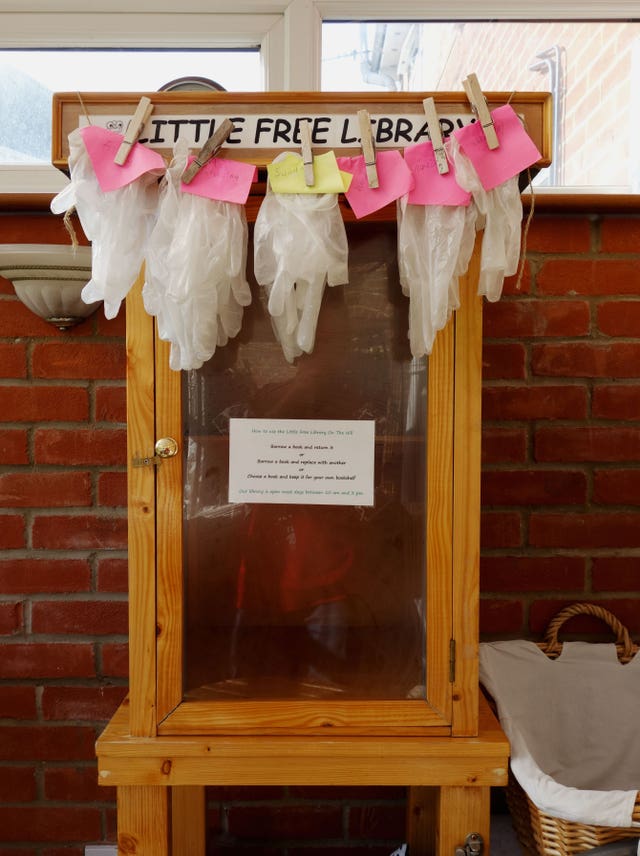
0, 244, 100, 331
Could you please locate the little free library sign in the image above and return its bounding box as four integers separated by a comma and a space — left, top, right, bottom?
89, 112, 475, 149
52, 91, 552, 170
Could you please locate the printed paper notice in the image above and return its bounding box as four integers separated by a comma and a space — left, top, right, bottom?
229, 418, 375, 506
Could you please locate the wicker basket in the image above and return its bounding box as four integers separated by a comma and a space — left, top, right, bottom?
506, 602, 640, 856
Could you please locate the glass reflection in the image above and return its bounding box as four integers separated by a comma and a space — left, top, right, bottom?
183, 223, 427, 701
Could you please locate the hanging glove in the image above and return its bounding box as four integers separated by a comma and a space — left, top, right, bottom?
397, 197, 477, 357
450, 135, 522, 302
143, 141, 251, 371
50, 127, 159, 320
254, 160, 349, 363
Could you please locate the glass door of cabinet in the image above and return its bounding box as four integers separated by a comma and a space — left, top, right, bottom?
153, 220, 456, 735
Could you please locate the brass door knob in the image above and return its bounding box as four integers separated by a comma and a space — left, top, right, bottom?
154, 437, 179, 459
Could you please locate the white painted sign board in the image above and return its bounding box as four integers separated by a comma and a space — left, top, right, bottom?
228, 418, 375, 506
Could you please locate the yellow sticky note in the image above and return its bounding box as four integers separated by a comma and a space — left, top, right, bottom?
339, 169, 353, 192
268, 151, 351, 194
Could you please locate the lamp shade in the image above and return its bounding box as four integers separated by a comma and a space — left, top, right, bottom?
0, 244, 100, 330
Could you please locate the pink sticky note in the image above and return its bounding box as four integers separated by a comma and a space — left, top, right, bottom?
80, 126, 165, 192
336, 150, 414, 219
180, 156, 257, 205
404, 142, 472, 206
453, 104, 542, 191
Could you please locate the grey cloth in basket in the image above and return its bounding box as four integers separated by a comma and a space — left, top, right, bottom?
480, 640, 640, 829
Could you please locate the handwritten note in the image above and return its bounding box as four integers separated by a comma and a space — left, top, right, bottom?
453, 104, 542, 191
181, 156, 257, 204
80, 126, 165, 192
337, 150, 414, 219
404, 142, 472, 206
228, 418, 375, 507
267, 152, 352, 194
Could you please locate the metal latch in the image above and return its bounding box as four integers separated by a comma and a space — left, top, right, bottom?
132, 437, 179, 468
454, 832, 484, 856
131, 453, 164, 469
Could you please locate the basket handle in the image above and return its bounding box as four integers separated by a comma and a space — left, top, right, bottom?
544, 602, 634, 659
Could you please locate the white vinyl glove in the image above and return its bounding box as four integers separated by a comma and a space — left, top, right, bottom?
254, 160, 349, 363
450, 135, 522, 302
397, 196, 477, 357
50, 127, 159, 320
143, 141, 251, 371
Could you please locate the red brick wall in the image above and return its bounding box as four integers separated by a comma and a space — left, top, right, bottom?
0, 213, 128, 855
0, 208, 638, 852
481, 211, 640, 639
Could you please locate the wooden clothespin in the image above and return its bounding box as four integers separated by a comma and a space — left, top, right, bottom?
114, 96, 154, 165
181, 118, 235, 184
357, 109, 379, 189
462, 73, 499, 150
422, 97, 449, 175
299, 119, 315, 187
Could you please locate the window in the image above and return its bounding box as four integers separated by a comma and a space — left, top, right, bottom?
0, 49, 262, 165
1, 2, 639, 194
321, 20, 640, 192
0, 5, 281, 193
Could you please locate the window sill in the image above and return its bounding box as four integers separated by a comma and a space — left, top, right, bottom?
523, 190, 640, 213
2, 190, 640, 215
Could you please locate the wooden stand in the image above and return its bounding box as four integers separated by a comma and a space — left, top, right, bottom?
102, 245, 509, 854
104, 238, 509, 854
97, 694, 508, 855
50, 90, 544, 856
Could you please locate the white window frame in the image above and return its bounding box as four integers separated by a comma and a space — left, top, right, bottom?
0, 0, 637, 194
0, 2, 295, 193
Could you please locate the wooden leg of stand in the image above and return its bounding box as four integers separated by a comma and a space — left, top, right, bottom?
435, 786, 490, 856
407, 786, 437, 855
407, 786, 491, 856
172, 785, 206, 856
117, 785, 169, 856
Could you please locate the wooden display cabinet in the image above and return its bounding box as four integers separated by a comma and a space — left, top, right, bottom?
52, 92, 552, 854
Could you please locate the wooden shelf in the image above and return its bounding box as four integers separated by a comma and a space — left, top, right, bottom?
97, 693, 508, 788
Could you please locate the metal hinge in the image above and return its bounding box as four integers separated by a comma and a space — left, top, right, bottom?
454, 832, 484, 856
449, 638, 456, 683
